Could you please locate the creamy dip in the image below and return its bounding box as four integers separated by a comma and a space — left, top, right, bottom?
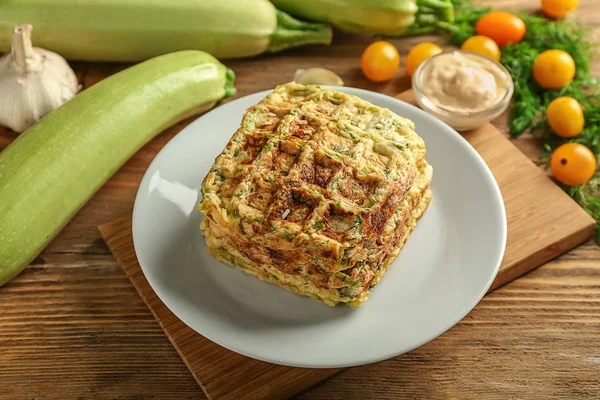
420, 51, 508, 113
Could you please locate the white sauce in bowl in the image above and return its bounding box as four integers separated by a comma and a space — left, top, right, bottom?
420, 51, 508, 113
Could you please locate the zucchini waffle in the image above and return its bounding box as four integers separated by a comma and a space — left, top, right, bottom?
199, 82, 432, 307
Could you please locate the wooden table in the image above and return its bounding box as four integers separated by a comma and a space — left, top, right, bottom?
1, 1, 599, 399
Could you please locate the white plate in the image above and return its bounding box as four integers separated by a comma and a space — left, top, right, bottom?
132, 87, 507, 368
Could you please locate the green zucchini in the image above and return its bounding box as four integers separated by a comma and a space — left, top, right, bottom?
270, 0, 453, 35
0, 0, 332, 61
0, 50, 235, 286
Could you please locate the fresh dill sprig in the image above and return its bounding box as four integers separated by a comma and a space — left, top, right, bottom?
500, 17, 597, 137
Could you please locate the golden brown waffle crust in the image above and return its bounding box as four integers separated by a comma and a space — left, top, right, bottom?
199, 82, 433, 307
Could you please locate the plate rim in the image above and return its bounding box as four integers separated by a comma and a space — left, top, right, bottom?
132, 87, 507, 368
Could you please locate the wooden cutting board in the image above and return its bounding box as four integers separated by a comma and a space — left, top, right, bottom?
98, 90, 594, 400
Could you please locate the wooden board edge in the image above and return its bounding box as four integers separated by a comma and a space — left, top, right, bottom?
489, 222, 595, 291
98, 215, 131, 238
281, 369, 346, 400
98, 216, 214, 400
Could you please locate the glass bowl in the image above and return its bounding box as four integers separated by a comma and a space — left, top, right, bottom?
412, 50, 514, 132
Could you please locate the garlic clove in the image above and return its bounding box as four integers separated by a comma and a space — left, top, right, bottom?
294, 68, 344, 86
0, 25, 80, 133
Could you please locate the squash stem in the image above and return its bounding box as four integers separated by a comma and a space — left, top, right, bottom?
11, 24, 40, 71
417, 0, 454, 22
267, 11, 332, 54
224, 68, 237, 98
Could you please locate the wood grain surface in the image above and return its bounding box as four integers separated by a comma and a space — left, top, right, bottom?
1, 1, 600, 399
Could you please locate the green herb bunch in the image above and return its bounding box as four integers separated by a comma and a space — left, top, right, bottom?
403, 0, 600, 241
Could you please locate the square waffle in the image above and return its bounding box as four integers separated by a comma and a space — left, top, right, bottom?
199, 82, 432, 307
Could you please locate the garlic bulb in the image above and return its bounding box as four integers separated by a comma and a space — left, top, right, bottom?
0, 25, 80, 133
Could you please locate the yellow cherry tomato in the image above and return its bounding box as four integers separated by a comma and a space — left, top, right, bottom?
475, 11, 526, 46
361, 41, 400, 82
533, 49, 576, 89
550, 143, 596, 186
405, 42, 443, 77
461, 35, 501, 62
542, 0, 580, 18
547, 96, 585, 138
